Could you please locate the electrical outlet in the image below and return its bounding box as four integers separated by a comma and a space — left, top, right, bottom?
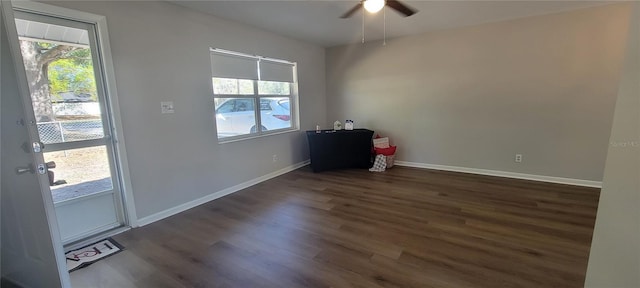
272, 154, 278, 162
515, 154, 523, 163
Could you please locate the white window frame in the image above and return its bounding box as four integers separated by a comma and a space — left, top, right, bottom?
210, 48, 299, 143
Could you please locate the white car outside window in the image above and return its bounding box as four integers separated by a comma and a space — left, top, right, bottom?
215, 97, 291, 138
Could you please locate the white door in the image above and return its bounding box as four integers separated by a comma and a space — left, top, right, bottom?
1, 2, 69, 287
11, 9, 126, 244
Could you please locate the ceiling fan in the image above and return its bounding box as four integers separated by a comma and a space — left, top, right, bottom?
341, 0, 417, 18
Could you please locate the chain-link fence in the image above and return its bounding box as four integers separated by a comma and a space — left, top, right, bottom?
37, 120, 104, 144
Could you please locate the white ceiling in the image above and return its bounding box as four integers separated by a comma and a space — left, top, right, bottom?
169, 0, 611, 47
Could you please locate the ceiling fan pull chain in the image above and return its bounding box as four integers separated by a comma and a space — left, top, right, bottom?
383, 5, 387, 46
362, 6, 365, 43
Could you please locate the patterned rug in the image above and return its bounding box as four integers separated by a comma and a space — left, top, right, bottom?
66, 238, 123, 272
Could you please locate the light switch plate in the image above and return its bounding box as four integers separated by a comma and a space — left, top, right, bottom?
161, 101, 174, 114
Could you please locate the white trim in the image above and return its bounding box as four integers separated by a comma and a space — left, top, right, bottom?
218, 127, 300, 144
95, 10, 139, 228
136, 160, 310, 226
394, 161, 602, 188
13, 0, 139, 228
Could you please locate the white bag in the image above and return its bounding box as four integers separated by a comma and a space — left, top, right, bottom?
369, 154, 387, 172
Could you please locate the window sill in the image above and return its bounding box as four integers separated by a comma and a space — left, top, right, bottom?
217, 128, 300, 144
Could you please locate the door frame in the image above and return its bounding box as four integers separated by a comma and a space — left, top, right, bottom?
12, 0, 139, 229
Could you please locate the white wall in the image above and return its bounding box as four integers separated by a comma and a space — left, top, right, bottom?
326, 4, 631, 182
47, 1, 326, 219
585, 3, 640, 287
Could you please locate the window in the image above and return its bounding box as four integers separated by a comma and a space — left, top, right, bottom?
211, 49, 298, 141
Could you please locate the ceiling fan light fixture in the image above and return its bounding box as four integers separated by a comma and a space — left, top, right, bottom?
363, 0, 385, 13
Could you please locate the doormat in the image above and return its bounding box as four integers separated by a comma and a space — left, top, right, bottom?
66, 238, 124, 272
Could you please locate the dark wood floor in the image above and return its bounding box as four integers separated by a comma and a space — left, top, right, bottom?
71, 166, 600, 287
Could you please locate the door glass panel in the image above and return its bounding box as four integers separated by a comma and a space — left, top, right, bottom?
15, 18, 105, 144
14, 10, 124, 244
37, 118, 105, 144
46, 146, 113, 203
15, 14, 118, 205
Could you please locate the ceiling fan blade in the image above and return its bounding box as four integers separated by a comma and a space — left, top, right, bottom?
341, 3, 362, 18
386, 0, 417, 17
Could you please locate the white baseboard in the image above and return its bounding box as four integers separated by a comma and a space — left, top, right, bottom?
394, 161, 602, 188
136, 160, 310, 227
